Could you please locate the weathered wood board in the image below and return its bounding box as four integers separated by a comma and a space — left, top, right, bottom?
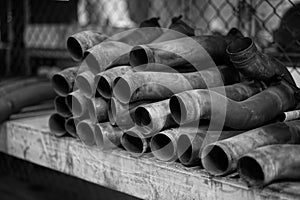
0, 115, 300, 200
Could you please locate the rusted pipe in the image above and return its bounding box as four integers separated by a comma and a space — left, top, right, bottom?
49, 113, 67, 137
94, 122, 123, 149
113, 66, 240, 103
227, 37, 296, 87
95, 65, 133, 99
201, 120, 300, 176
120, 126, 151, 157
170, 80, 297, 129
51, 66, 78, 97
76, 119, 96, 146
66, 90, 88, 117
65, 117, 78, 138
238, 144, 300, 186
67, 31, 108, 61
54, 96, 72, 117
86, 97, 108, 123
129, 28, 243, 70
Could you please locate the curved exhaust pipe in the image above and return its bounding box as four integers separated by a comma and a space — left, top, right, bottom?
51, 66, 78, 97
238, 144, 300, 186
94, 122, 123, 149
113, 66, 240, 103
201, 120, 300, 176
49, 113, 67, 137
67, 31, 108, 61
129, 28, 243, 69
95, 65, 133, 99
170, 81, 297, 129
67, 90, 88, 118
120, 127, 151, 157
86, 97, 108, 123
76, 119, 96, 146
54, 96, 72, 117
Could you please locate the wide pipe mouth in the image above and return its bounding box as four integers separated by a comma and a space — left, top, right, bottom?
67, 37, 83, 61
84, 52, 100, 74
94, 124, 104, 148
121, 130, 148, 157
129, 45, 150, 67
238, 156, 265, 186
150, 133, 176, 161
169, 95, 187, 124
113, 77, 131, 103
227, 37, 253, 54
51, 74, 71, 97
96, 75, 112, 99
134, 107, 152, 127
49, 114, 66, 137
76, 72, 94, 98
201, 144, 231, 176
177, 134, 193, 165
76, 120, 95, 146
54, 96, 71, 117
65, 118, 77, 137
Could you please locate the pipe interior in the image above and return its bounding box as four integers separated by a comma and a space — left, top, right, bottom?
76, 75, 93, 98
122, 132, 144, 154
227, 37, 252, 53
135, 107, 152, 127
239, 156, 265, 185
98, 76, 112, 98
65, 118, 76, 136
151, 134, 174, 161
55, 97, 70, 115
202, 145, 229, 175
177, 135, 193, 164
77, 122, 95, 145
169, 96, 186, 124
94, 125, 104, 147
113, 77, 131, 103
52, 74, 70, 96
49, 114, 65, 134
67, 37, 83, 60
129, 46, 148, 66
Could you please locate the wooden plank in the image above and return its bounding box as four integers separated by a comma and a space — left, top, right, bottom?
0, 115, 300, 200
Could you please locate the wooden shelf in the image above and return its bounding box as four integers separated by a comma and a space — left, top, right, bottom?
0, 115, 300, 200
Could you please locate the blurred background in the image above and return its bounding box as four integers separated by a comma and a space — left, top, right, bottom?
1, 0, 300, 83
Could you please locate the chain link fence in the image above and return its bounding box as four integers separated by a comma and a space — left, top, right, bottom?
1, 0, 300, 81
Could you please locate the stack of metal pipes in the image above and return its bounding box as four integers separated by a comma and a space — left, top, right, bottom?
50, 15, 300, 187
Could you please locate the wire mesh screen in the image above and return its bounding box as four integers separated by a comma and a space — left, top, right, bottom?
1, 0, 300, 79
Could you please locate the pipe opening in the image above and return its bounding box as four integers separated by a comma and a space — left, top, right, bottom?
135, 107, 151, 127
151, 134, 175, 161
77, 121, 95, 145
227, 37, 252, 54
49, 114, 65, 136
52, 74, 70, 96
113, 77, 131, 103
76, 75, 93, 98
67, 37, 83, 61
122, 132, 144, 154
129, 46, 148, 66
85, 52, 100, 74
94, 125, 104, 147
177, 135, 193, 164
238, 156, 265, 185
65, 118, 77, 137
55, 97, 71, 116
202, 145, 229, 175
169, 96, 186, 124
98, 76, 112, 98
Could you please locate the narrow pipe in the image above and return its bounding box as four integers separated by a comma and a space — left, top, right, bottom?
54, 96, 72, 117
120, 126, 151, 157
113, 66, 240, 103
201, 120, 300, 176
51, 66, 78, 97
65, 117, 78, 138
170, 80, 297, 129
129, 28, 243, 69
278, 110, 300, 122
49, 113, 67, 137
86, 97, 108, 123
76, 119, 96, 146
94, 122, 123, 149
95, 65, 133, 99
67, 90, 88, 118
76, 71, 96, 98
67, 31, 108, 61
238, 144, 300, 186
0, 82, 56, 123
227, 37, 296, 87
